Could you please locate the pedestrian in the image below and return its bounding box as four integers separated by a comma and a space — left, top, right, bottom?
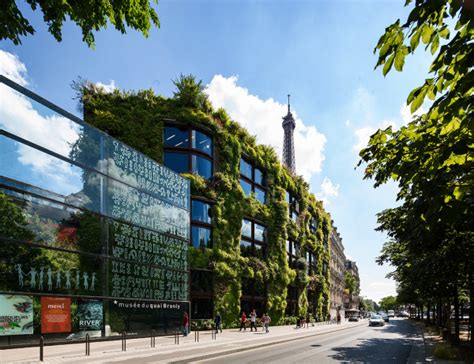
214, 312, 222, 333
263, 312, 271, 333
182, 311, 189, 336
250, 309, 257, 332
337, 313, 341, 325
239, 311, 247, 331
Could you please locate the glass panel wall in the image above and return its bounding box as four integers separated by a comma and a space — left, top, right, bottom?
0, 77, 190, 345
239, 158, 266, 204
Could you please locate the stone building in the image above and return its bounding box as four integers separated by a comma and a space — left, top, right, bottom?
344, 259, 361, 312
329, 223, 346, 320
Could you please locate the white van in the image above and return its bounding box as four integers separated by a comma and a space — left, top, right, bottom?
387, 310, 395, 318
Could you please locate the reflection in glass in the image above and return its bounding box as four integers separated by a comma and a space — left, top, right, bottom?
192, 226, 212, 248
191, 270, 213, 292
164, 126, 189, 148
286, 240, 290, 254
192, 200, 211, 224
192, 155, 212, 179
240, 179, 252, 196
164, 152, 188, 174
254, 223, 265, 242
0, 135, 103, 212
255, 186, 266, 204
254, 243, 265, 259
192, 130, 212, 156
293, 242, 300, 257
239, 159, 252, 179
254, 168, 264, 186
241, 219, 252, 238
240, 240, 252, 257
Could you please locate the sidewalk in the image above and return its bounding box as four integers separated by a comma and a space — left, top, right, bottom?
0, 320, 366, 363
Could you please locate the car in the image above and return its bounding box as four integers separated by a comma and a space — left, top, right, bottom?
398, 311, 410, 318
379, 312, 389, 322
348, 315, 359, 322
369, 315, 385, 326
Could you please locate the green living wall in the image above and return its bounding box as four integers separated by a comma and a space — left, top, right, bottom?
79, 81, 332, 325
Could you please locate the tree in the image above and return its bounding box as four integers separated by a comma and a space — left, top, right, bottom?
359, 0, 473, 345
1, 0, 160, 47
379, 296, 398, 311
172, 74, 212, 112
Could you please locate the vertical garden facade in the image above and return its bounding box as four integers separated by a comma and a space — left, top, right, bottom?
0, 76, 190, 346
80, 81, 333, 327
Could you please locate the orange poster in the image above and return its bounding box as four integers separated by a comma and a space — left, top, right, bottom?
41, 297, 71, 334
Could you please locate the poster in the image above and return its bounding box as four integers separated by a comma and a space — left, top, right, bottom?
77, 299, 103, 331
41, 297, 71, 333
0, 294, 34, 336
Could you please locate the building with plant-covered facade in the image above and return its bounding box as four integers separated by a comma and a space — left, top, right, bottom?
79, 78, 333, 326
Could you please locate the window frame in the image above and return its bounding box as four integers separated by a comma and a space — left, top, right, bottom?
240, 218, 267, 259
190, 197, 213, 249
239, 158, 267, 204
164, 124, 214, 180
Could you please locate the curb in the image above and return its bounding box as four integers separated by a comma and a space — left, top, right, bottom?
170, 321, 368, 363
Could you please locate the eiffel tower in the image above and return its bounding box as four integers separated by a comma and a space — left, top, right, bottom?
282, 94, 296, 174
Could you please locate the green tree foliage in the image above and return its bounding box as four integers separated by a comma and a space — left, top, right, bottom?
344, 271, 358, 295
0, 0, 160, 47
360, 297, 379, 312
379, 295, 398, 311
172, 74, 213, 112
360, 0, 473, 344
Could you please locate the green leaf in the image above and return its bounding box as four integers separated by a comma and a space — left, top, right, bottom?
383, 53, 395, 76
410, 87, 427, 113
430, 34, 439, 55
440, 119, 460, 135
410, 28, 421, 50
421, 25, 433, 44
427, 85, 436, 100
453, 186, 464, 200
394, 49, 405, 71
439, 26, 450, 39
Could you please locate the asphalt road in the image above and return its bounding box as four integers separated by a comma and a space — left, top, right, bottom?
195, 318, 421, 363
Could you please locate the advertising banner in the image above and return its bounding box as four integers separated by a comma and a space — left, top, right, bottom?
77, 299, 103, 331
41, 297, 71, 334
0, 294, 34, 336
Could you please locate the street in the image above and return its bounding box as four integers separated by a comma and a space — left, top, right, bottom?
195, 318, 421, 364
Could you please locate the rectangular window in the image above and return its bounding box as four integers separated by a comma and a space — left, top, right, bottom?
191, 200, 211, 224
254, 168, 264, 186
241, 219, 252, 238
164, 126, 189, 148
192, 155, 213, 180
239, 159, 252, 179
254, 223, 265, 242
239, 178, 252, 196
240, 240, 252, 257
192, 130, 213, 156
191, 226, 212, 249
164, 151, 188, 174
254, 186, 266, 204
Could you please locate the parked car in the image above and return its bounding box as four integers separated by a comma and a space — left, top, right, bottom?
369, 315, 385, 327
380, 312, 389, 322
348, 315, 359, 322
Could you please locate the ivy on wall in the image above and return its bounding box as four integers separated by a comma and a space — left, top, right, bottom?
78, 79, 332, 325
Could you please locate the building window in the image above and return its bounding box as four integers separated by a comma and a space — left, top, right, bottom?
191, 198, 212, 249
286, 191, 300, 222
309, 216, 318, 234
323, 230, 329, 250
239, 158, 266, 204
287, 240, 300, 267
164, 125, 213, 179
306, 250, 317, 275
240, 219, 266, 259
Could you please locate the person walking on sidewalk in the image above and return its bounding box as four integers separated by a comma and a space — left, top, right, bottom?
263, 312, 271, 333
214, 312, 222, 333
239, 311, 247, 331
250, 309, 257, 332
182, 312, 189, 336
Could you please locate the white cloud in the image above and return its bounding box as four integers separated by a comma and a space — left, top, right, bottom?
0, 50, 28, 86
353, 120, 397, 153
96, 80, 116, 93
316, 176, 339, 206
400, 102, 426, 125
205, 75, 326, 182
361, 279, 397, 302
0, 50, 82, 195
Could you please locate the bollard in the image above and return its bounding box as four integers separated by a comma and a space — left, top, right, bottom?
85, 333, 90, 356
194, 328, 200, 342
151, 330, 155, 348
39, 336, 44, 362
174, 330, 180, 345
122, 331, 127, 351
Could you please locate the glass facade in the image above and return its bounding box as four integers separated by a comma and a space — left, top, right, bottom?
0, 77, 190, 345
164, 125, 213, 180
240, 219, 266, 259
239, 158, 266, 204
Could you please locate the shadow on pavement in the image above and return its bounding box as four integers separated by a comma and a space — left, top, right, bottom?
329, 337, 415, 363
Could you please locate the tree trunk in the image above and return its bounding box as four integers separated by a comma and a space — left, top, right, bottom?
427, 304, 431, 325
453, 283, 460, 343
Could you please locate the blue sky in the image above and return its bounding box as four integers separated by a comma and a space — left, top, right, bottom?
0, 0, 433, 302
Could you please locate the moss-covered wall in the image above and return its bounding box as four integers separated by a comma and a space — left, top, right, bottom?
80, 85, 332, 325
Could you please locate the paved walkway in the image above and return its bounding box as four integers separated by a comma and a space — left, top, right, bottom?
0, 320, 366, 363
